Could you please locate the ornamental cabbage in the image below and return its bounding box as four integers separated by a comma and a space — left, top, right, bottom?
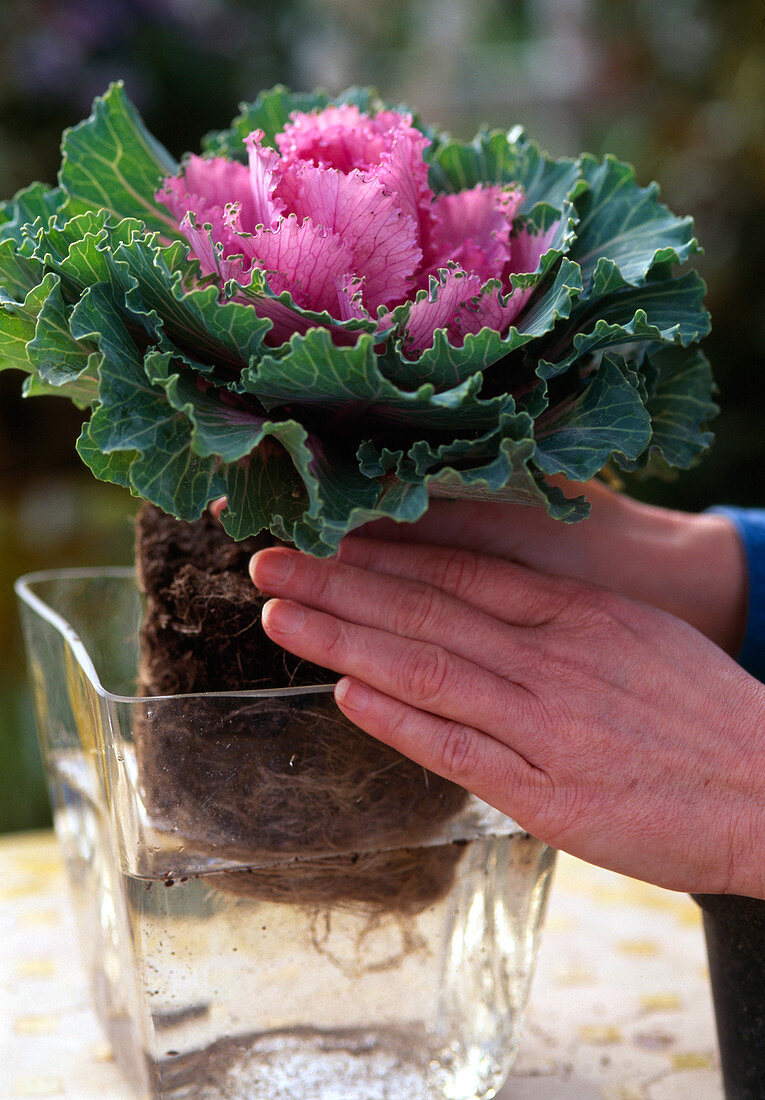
0, 84, 716, 554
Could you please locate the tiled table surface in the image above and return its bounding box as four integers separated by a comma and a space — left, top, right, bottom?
1, 831, 723, 1099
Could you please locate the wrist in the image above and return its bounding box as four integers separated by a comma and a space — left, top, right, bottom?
669, 511, 748, 654
610, 498, 747, 654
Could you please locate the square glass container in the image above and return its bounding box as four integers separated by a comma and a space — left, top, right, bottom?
16, 568, 555, 1100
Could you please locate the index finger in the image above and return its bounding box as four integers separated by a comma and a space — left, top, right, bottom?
337, 537, 587, 627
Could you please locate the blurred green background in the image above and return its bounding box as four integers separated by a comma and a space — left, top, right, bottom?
1, 0, 763, 832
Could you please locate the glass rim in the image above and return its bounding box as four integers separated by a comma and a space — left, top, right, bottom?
15, 566, 337, 704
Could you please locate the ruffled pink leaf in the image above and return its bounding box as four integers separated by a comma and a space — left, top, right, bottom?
235, 287, 371, 347
278, 105, 401, 173
161, 104, 541, 352
335, 274, 369, 322
507, 220, 561, 280
376, 126, 434, 238
403, 266, 484, 355
278, 105, 433, 229
157, 156, 257, 264
178, 212, 249, 283
457, 221, 563, 335
244, 130, 285, 230
155, 173, 191, 224
456, 283, 527, 335
232, 214, 355, 315
240, 294, 323, 345
178, 212, 221, 277
278, 164, 421, 313
183, 155, 254, 215
424, 185, 523, 286
157, 155, 255, 223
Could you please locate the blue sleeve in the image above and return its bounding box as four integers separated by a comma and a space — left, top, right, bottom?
708, 507, 765, 682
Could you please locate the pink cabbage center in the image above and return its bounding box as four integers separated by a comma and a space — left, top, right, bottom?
157, 104, 555, 352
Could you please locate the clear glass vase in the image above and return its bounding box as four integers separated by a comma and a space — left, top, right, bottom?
16, 567, 555, 1100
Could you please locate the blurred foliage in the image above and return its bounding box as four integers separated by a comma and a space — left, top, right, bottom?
584, 0, 765, 513
0, 479, 136, 833
0, 0, 292, 196
0, 0, 763, 830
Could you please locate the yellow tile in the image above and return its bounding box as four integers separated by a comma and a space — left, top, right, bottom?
12, 1077, 64, 1098
0, 883, 41, 900
15, 856, 62, 878
640, 992, 682, 1012
16, 958, 57, 979
23, 909, 60, 927
620, 881, 696, 917
90, 1041, 115, 1063
602, 1087, 646, 1100
677, 906, 703, 928
578, 1024, 623, 1044
13, 1014, 59, 1035
670, 1050, 715, 1070
555, 966, 594, 987
617, 939, 659, 957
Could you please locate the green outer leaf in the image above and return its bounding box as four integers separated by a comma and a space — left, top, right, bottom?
538, 270, 710, 380
59, 82, 183, 238
294, 445, 386, 554
0, 238, 45, 300
241, 327, 513, 432
360, 414, 587, 523
518, 257, 585, 335
427, 461, 588, 520
23, 210, 112, 285
28, 278, 100, 406
114, 234, 273, 364
76, 423, 137, 489
351, 477, 431, 533
535, 353, 653, 479
0, 271, 59, 374
0, 182, 65, 246
151, 347, 347, 549
428, 129, 585, 222
222, 426, 383, 554
408, 410, 536, 479
26, 210, 272, 368
571, 155, 699, 293
221, 443, 310, 543
71, 285, 224, 518
146, 351, 269, 463
627, 344, 717, 471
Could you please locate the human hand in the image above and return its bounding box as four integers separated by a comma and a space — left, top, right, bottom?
212, 482, 747, 652
361, 481, 748, 656
251, 537, 765, 899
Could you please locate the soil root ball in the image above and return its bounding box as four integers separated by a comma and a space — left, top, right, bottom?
134, 504, 468, 913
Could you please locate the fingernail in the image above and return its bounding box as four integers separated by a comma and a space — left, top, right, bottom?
335, 677, 371, 713
262, 599, 304, 635
209, 496, 227, 520
251, 551, 294, 589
